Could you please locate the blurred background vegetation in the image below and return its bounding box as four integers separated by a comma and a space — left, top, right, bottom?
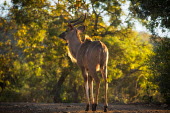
0, 0, 170, 104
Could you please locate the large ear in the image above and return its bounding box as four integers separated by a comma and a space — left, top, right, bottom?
68, 23, 74, 30
77, 25, 86, 32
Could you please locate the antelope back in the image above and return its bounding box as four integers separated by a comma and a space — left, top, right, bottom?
76, 40, 108, 71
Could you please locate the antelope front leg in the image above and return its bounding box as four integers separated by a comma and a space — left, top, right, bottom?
81, 68, 90, 111
84, 80, 90, 111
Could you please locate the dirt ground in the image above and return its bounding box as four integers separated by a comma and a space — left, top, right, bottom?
0, 102, 169, 113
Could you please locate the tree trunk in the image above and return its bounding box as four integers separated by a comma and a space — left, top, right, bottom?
53, 68, 70, 103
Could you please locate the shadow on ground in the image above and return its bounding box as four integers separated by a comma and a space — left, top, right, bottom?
0, 102, 169, 113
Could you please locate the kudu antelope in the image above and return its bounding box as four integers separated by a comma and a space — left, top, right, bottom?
58, 14, 109, 112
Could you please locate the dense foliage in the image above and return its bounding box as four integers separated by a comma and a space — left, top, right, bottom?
151, 38, 170, 104
0, 0, 168, 104
129, 0, 170, 104
129, 0, 170, 35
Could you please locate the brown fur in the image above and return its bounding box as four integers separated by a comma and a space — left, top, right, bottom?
58, 17, 109, 112
76, 40, 108, 72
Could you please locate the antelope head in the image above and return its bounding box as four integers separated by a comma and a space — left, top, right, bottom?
58, 14, 86, 41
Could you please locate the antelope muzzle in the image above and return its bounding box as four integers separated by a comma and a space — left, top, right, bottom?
58, 32, 66, 40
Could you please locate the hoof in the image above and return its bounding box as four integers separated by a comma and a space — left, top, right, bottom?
104, 105, 108, 112
85, 104, 89, 111
92, 104, 97, 111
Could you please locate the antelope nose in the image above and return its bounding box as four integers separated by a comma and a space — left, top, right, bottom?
58, 33, 63, 38
58, 32, 66, 40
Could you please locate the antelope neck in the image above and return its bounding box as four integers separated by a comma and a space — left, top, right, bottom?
68, 30, 82, 59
